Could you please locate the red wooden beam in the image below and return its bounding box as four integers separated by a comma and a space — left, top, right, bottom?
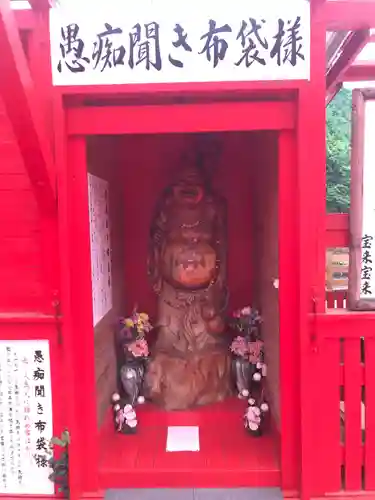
323, 1, 375, 31
326, 82, 343, 105
0, 0, 55, 215
66, 101, 295, 135
311, 310, 375, 339
327, 30, 370, 92
326, 213, 349, 232
325, 213, 349, 248
326, 31, 350, 67
344, 61, 375, 81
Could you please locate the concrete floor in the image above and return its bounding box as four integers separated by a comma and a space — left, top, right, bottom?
106, 488, 283, 500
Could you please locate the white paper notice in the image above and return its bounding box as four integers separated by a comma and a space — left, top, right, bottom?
0, 340, 54, 495
166, 426, 200, 452
87, 173, 113, 325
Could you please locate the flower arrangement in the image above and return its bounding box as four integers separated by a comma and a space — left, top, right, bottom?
118, 308, 152, 358
244, 399, 269, 437
231, 306, 262, 333
111, 393, 138, 434
116, 308, 152, 410
229, 306, 263, 365
229, 305, 270, 437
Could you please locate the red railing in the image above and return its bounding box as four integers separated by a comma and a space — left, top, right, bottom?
317, 215, 375, 495
326, 288, 347, 309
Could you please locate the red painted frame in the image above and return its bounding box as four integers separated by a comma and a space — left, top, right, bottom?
9, 0, 375, 498
61, 99, 298, 499
66, 101, 295, 135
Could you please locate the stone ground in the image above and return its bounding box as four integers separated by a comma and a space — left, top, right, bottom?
106, 488, 283, 500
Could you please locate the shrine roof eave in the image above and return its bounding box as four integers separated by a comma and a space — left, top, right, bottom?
326, 30, 370, 93
0, 0, 56, 215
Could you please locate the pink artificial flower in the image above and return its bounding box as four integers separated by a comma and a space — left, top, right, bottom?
115, 408, 125, 432
248, 340, 263, 364
245, 406, 262, 431
230, 336, 249, 357
127, 338, 149, 357
241, 306, 252, 316
125, 410, 137, 421
123, 404, 133, 414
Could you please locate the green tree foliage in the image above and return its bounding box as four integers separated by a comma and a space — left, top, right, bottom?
326, 88, 352, 213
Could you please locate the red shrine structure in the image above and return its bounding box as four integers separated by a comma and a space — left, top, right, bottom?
2, 0, 375, 499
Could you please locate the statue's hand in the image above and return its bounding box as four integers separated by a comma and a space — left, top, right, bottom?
207, 315, 225, 335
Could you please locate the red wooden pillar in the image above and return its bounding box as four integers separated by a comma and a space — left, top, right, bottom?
53, 98, 81, 500
297, 3, 327, 499
27, 8, 60, 316
27, 8, 54, 150
278, 129, 300, 494
54, 97, 100, 498
65, 134, 100, 495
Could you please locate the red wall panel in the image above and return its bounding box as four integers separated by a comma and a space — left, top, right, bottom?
252, 131, 280, 426
0, 98, 46, 312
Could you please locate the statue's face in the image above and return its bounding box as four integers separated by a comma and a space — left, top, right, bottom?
160, 166, 218, 289
162, 241, 217, 289
172, 167, 205, 206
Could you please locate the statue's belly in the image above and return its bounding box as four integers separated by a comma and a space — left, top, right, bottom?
162, 241, 217, 289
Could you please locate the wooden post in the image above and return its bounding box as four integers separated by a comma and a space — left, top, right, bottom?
297, 2, 327, 498
278, 130, 300, 494
54, 95, 100, 498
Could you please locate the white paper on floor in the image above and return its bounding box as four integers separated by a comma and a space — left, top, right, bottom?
166, 426, 200, 452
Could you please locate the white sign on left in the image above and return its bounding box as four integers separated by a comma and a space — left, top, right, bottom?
0, 340, 54, 495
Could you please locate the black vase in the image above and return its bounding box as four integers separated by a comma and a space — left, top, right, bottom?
231, 355, 251, 398
120, 357, 147, 406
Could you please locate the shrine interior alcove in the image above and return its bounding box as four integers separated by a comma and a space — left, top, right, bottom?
85, 131, 281, 488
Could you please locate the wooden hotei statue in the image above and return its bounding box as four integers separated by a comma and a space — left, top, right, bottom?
144, 161, 232, 410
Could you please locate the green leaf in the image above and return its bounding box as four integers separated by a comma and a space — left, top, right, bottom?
50, 437, 65, 447
326, 88, 352, 213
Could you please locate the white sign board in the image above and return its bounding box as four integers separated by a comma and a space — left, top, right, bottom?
88, 173, 113, 325
0, 340, 54, 495
360, 100, 375, 299
49, 0, 310, 86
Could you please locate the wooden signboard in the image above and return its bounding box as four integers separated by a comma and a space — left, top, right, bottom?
49, 0, 310, 86
349, 89, 375, 310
